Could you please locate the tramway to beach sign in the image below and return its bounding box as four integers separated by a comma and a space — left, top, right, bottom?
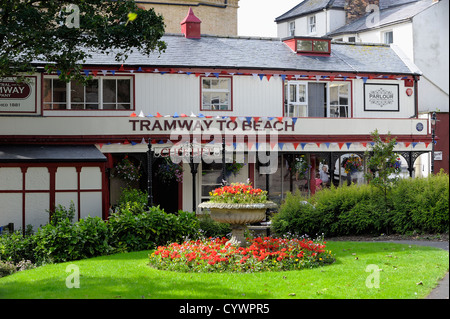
364, 83, 399, 112
0, 77, 36, 113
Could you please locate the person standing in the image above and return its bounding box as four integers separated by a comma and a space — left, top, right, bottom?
319, 165, 329, 187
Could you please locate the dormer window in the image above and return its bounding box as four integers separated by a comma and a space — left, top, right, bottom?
282, 37, 331, 55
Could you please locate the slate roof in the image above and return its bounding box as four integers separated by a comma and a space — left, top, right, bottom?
328, 0, 436, 36
32, 33, 419, 75
275, 0, 346, 22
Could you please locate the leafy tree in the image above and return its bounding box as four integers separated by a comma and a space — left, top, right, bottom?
364, 129, 401, 233
0, 0, 166, 83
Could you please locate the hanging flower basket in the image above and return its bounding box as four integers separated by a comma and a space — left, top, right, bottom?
111, 156, 142, 183
292, 155, 309, 179
342, 155, 363, 174
156, 157, 183, 183
225, 160, 245, 177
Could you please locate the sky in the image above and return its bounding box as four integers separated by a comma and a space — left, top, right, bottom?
238, 0, 303, 37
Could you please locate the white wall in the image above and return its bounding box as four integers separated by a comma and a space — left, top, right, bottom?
412, 0, 449, 113
353, 79, 416, 118
0, 165, 103, 232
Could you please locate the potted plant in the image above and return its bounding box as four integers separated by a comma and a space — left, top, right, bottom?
198, 182, 277, 247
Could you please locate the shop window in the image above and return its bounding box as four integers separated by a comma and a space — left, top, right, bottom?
43, 76, 132, 110
201, 77, 231, 111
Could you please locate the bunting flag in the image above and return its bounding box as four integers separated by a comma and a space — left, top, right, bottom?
138, 110, 145, 117
362, 77, 368, 83
130, 112, 137, 117
412, 142, 418, 148
230, 116, 237, 122
131, 141, 137, 145
404, 142, 411, 148
278, 143, 284, 150
253, 117, 260, 123
361, 142, 367, 148
277, 117, 283, 122
173, 112, 179, 118
346, 142, 352, 149
245, 117, 252, 125
316, 142, 321, 148
293, 142, 300, 150
156, 112, 162, 118
325, 142, 330, 149
110, 70, 116, 75
425, 142, 430, 148
119, 64, 125, 72
292, 117, 298, 125
338, 142, 345, 150
300, 143, 307, 150
92, 70, 98, 76
83, 70, 90, 76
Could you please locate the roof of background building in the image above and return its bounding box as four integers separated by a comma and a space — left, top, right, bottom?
275, 0, 346, 22
328, 0, 436, 36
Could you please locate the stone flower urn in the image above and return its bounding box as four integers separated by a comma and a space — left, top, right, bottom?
198, 201, 277, 247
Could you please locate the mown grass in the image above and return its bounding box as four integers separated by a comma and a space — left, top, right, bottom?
0, 241, 447, 299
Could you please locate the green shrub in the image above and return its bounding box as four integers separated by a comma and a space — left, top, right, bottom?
197, 213, 232, 238
34, 216, 112, 264
116, 187, 148, 213
108, 205, 200, 252
0, 230, 36, 264
271, 191, 320, 237
271, 173, 449, 237
390, 172, 449, 234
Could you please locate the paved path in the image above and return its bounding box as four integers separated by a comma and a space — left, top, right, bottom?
375, 240, 449, 299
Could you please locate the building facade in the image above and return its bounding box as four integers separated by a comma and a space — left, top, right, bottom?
0, 9, 432, 232
276, 0, 449, 173
136, 0, 239, 36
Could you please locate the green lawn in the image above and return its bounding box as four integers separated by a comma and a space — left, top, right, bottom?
0, 241, 448, 299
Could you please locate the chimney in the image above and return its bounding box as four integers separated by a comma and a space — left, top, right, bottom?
181, 8, 202, 39
345, 0, 380, 23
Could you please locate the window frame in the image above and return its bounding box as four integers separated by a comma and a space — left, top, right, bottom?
200, 76, 233, 112
308, 15, 316, 34
288, 21, 296, 36
383, 30, 394, 44
43, 74, 134, 111
295, 38, 331, 55
284, 80, 352, 118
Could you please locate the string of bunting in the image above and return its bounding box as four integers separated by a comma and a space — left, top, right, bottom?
70, 64, 411, 82
98, 112, 430, 150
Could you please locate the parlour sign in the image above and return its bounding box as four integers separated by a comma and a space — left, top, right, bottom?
364, 83, 399, 112
0, 77, 37, 113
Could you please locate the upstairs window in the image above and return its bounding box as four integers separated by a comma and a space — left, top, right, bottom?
201, 77, 232, 111
289, 21, 296, 36
308, 15, 316, 34
43, 76, 132, 110
383, 31, 393, 44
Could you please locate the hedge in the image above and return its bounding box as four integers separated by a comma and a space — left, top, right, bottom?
271, 172, 449, 237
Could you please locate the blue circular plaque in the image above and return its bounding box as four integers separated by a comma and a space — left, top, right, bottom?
416, 123, 423, 132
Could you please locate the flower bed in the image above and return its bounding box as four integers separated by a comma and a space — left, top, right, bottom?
148, 236, 335, 273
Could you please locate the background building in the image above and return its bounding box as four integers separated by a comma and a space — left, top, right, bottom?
136, 0, 239, 36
